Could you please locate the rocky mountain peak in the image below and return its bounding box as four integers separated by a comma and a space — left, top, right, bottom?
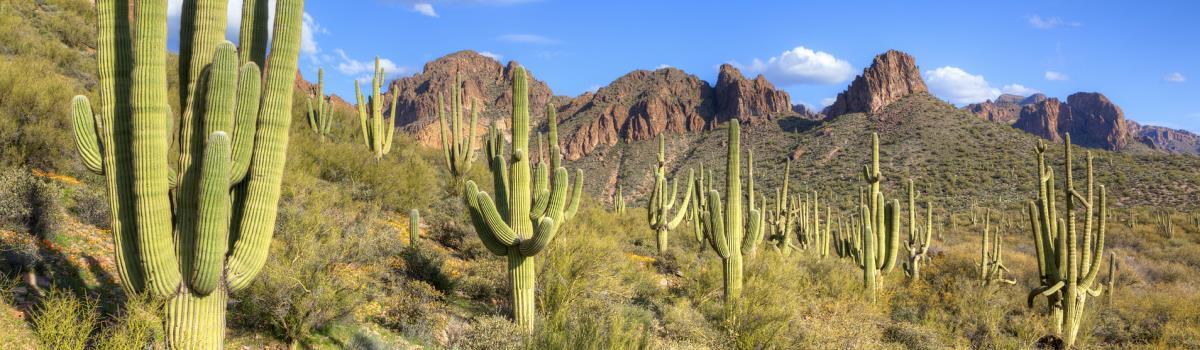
823, 49, 928, 117
713, 63, 792, 125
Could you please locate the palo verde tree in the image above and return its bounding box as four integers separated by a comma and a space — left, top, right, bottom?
70, 0, 303, 348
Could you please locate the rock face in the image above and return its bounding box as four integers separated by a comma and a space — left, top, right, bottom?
558, 68, 714, 159
823, 50, 928, 117
713, 64, 792, 125
1129, 121, 1200, 155
966, 94, 1032, 124
385, 50, 556, 147
557, 66, 794, 159
1011, 92, 1128, 151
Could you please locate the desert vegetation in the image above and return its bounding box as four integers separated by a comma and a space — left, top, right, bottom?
2, 0, 1200, 349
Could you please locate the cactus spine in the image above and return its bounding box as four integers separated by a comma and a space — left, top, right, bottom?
409, 209, 420, 248
854, 133, 900, 302
1026, 134, 1107, 348
439, 72, 477, 186
978, 210, 1015, 285
306, 68, 333, 141
646, 136, 693, 254
463, 67, 583, 331
696, 120, 763, 305
355, 57, 397, 160
903, 180, 933, 281
70, 0, 301, 348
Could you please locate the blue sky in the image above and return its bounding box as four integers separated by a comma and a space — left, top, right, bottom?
172, 0, 1199, 132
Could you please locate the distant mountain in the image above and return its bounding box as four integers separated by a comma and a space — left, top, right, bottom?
965, 92, 1200, 155
823, 50, 928, 117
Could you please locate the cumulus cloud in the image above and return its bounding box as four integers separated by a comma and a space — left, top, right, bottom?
925, 66, 1039, 105
1165, 72, 1187, 83
821, 97, 837, 107
740, 46, 854, 85
335, 49, 406, 81
1044, 71, 1070, 81
498, 34, 560, 45
1027, 15, 1081, 29
478, 51, 503, 61
412, 3, 439, 17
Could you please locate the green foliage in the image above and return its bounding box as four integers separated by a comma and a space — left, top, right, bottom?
32, 289, 98, 350
0, 167, 63, 240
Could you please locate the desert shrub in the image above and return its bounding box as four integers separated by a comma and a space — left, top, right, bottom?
446, 315, 524, 350
375, 279, 449, 344
0, 167, 63, 239
0, 229, 42, 275
232, 176, 388, 347
92, 295, 164, 350
66, 185, 110, 229
31, 289, 98, 350
401, 243, 457, 293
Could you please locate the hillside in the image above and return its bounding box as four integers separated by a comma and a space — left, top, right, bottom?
575, 93, 1200, 211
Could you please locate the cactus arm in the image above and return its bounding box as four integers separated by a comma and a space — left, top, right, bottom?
71, 96, 105, 174
1081, 186, 1106, 288
1028, 280, 1066, 308
543, 167, 570, 226
355, 81, 369, 147
564, 169, 583, 220
384, 83, 397, 155
469, 191, 519, 246
665, 170, 694, 230
743, 207, 763, 255
228, 62, 260, 184
190, 133, 231, 296
464, 182, 510, 256
225, 0, 303, 292
491, 152, 511, 224
439, 93, 452, 169
518, 217, 557, 256
130, 0, 183, 298
704, 190, 730, 259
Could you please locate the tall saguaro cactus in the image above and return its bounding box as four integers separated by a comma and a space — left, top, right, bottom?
70, 0, 302, 348
695, 120, 764, 305
646, 136, 693, 254
439, 72, 477, 186
854, 133, 900, 302
306, 68, 333, 141
614, 185, 626, 214
355, 57, 397, 160
903, 180, 933, 281
1026, 135, 1107, 348
462, 67, 583, 331
766, 161, 799, 255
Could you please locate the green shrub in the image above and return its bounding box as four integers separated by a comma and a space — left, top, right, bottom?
0, 167, 62, 240
447, 315, 525, 350
31, 289, 97, 350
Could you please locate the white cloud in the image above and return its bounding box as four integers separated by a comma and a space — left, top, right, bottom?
821, 97, 837, 107
925, 66, 1038, 105
1027, 15, 1081, 29
412, 3, 439, 17
335, 49, 406, 80
301, 12, 327, 58
478, 51, 503, 61
740, 46, 854, 85
1165, 72, 1187, 83
1044, 71, 1070, 81
655, 64, 672, 70
498, 34, 560, 45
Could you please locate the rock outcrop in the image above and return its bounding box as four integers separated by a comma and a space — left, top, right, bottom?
713, 64, 792, 125
965, 94, 1032, 124
1011, 92, 1128, 151
823, 50, 928, 117
384, 50, 557, 147
558, 68, 714, 159
1129, 121, 1200, 155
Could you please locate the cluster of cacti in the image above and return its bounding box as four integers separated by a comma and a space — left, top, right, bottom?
306, 68, 334, 141
693, 120, 764, 305
977, 210, 1016, 286
689, 164, 713, 252
850, 133, 901, 302
614, 185, 626, 214
1026, 134, 1107, 348
462, 66, 583, 331
355, 57, 397, 160
903, 180, 934, 281
439, 72, 477, 185
70, 0, 302, 348
646, 136, 693, 254
765, 161, 799, 255
409, 209, 420, 248
1155, 210, 1174, 239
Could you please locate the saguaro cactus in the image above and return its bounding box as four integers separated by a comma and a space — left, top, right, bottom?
854, 133, 900, 302
306, 68, 333, 141
70, 0, 302, 348
439, 72, 477, 186
695, 120, 764, 304
355, 57, 397, 160
978, 210, 1015, 286
409, 209, 420, 248
1026, 135, 1107, 348
614, 185, 627, 214
646, 136, 693, 254
766, 161, 799, 255
1104, 253, 1118, 303
1155, 210, 1174, 239
903, 180, 933, 281
462, 67, 583, 331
